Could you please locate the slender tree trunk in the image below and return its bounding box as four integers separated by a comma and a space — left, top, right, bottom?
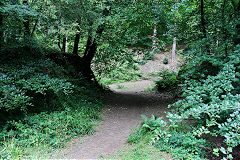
152, 24, 157, 54
73, 26, 81, 55
65, 37, 68, 52
236, 25, 240, 45
30, 19, 38, 37
0, 1, 3, 49
171, 36, 177, 63
23, 0, 30, 37
62, 36, 67, 53
221, 0, 228, 55
200, 0, 210, 54
57, 34, 61, 51
233, 2, 240, 45
201, 0, 206, 38
83, 33, 93, 57
172, 0, 178, 63
151, 0, 158, 54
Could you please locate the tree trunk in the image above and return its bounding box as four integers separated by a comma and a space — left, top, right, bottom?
151, 0, 158, 54
82, 29, 103, 80
172, 0, 178, 63
57, 34, 62, 51
30, 19, 38, 37
83, 31, 93, 56
201, 0, 206, 38
233, 1, 240, 45
171, 36, 177, 63
221, 0, 228, 55
73, 27, 81, 55
62, 36, 68, 53
81, 8, 110, 80
23, 0, 30, 37
235, 24, 240, 45
152, 24, 157, 54
0, 1, 3, 49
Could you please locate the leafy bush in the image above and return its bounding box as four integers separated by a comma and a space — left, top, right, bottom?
163, 57, 168, 64
155, 70, 178, 92
154, 131, 207, 160
0, 53, 103, 159
128, 115, 167, 144
0, 83, 103, 159
128, 115, 207, 159
166, 45, 240, 159
0, 58, 74, 112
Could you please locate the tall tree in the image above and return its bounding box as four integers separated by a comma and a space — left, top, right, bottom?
151, 0, 158, 54
23, 0, 30, 37
62, 36, 68, 52
231, 0, 240, 45
200, 0, 206, 38
73, 20, 81, 55
81, 7, 110, 80
171, 0, 178, 63
0, 1, 3, 49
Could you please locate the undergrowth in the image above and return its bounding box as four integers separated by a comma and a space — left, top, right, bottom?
144, 44, 240, 160
0, 83, 103, 159
128, 115, 209, 160
154, 70, 179, 93
0, 51, 104, 159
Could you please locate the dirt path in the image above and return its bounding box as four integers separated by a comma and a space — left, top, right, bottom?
56, 80, 174, 159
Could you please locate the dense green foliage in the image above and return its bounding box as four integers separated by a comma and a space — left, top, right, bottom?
128, 115, 208, 159
155, 70, 178, 92
1, 0, 240, 159
1, 94, 102, 159
166, 45, 240, 159
93, 48, 142, 85
0, 50, 103, 159
131, 0, 239, 159
0, 58, 73, 112
153, 0, 239, 159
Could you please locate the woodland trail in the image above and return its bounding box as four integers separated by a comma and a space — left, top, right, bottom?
57, 80, 174, 159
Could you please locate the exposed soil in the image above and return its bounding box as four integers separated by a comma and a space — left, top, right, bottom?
137, 51, 183, 78
55, 80, 175, 159
53, 53, 182, 159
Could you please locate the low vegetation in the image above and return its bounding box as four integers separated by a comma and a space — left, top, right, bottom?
128, 44, 240, 160
127, 115, 208, 159
154, 70, 178, 92
0, 50, 103, 159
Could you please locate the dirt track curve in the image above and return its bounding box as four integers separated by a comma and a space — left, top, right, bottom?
55, 80, 174, 159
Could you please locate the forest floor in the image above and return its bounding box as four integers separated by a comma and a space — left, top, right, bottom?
55, 80, 174, 159
54, 52, 181, 159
